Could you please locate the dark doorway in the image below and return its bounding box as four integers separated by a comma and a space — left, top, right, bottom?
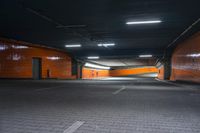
32, 58, 42, 80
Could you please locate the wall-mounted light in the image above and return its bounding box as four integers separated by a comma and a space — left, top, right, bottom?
85, 63, 110, 70
97, 43, 115, 47
47, 56, 61, 60
139, 55, 153, 58
126, 20, 162, 25
187, 53, 200, 57
65, 44, 82, 48
87, 56, 100, 59
12, 54, 21, 61
0, 45, 8, 51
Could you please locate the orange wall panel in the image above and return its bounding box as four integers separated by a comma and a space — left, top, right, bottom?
110, 67, 158, 77
0, 38, 72, 79
170, 32, 200, 83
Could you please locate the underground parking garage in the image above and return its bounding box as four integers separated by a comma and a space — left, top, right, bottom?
0, 0, 200, 133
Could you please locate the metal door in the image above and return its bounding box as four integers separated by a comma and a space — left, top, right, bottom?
32, 58, 42, 80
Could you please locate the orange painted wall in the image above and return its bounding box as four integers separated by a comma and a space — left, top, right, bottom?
170, 32, 200, 83
82, 66, 158, 79
110, 67, 158, 77
157, 65, 164, 80
82, 67, 109, 79
0, 38, 72, 79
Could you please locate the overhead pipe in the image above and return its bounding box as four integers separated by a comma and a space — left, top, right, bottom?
166, 17, 200, 48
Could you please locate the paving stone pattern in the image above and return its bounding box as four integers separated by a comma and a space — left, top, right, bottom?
0, 78, 200, 133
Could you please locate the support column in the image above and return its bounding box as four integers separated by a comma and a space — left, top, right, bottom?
163, 49, 173, 80
77, 63, 83, 79
163, 58, 171, 80
72, 58, 78, 78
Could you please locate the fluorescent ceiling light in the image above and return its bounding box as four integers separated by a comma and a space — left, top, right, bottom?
126, 20, 162, 25
65, 44, 82, 48
12, 45, 28, 49
85, 63, 110, 70
139, 55, 153, 58
97, 43, 115, 47
87, 56, 100, 59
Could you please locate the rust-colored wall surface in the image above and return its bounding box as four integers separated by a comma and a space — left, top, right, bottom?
0, 38, 72, 79
170, 32, 200, 83
157, 65, 164, 80
110, 67, 158, 77
82, 66, 158, 79
82, 67, 109, 79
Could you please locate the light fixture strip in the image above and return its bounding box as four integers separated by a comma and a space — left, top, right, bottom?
85, 63, 110, 70
65, 44, 82, 48
97, 43, 115, 47
139, 55, 153, 58
126, 20, 162, 25
87, 56, 100, 59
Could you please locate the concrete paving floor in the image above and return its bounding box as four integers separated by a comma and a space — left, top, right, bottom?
0, 78, 200, 133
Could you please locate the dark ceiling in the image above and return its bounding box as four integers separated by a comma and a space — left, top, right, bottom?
0, 0, 200, 63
